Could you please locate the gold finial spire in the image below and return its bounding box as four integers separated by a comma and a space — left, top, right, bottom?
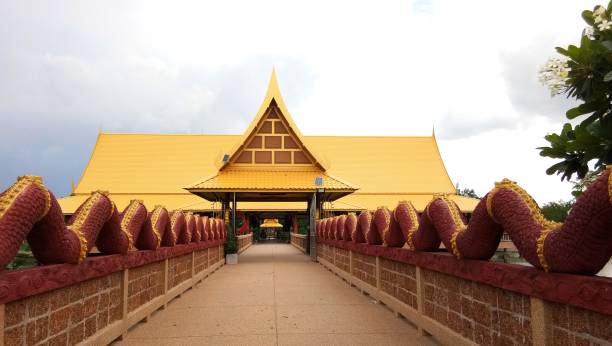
264, 67, 282, 103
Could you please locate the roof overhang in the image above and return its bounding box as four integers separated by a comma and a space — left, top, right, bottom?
184, 167, 358, 202
187, 189, 355, 202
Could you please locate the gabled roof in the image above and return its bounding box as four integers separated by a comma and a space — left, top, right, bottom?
219, 69, 328, 171
58, 132, 476, 212
68, 133, 455, 196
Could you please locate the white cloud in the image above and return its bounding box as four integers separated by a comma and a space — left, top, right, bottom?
0, 0, 602, 204
438, 117, 575, 204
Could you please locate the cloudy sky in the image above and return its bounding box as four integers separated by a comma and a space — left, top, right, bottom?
0, 0, 599, 204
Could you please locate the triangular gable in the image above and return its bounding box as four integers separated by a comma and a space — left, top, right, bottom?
221, 69, 328, 170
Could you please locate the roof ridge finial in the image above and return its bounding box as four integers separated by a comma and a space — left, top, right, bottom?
267, 67, 280, 97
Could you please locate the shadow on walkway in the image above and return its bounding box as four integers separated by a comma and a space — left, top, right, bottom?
115, 244, 439, 346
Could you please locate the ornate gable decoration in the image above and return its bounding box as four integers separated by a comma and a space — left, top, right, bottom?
221, 70, 326, 170
232, 100, 314, 165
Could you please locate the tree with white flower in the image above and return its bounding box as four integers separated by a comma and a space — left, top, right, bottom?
538, 2, 612, 181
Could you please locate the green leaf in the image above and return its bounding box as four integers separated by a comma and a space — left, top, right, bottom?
556, 45, 581, 61
556, 47, 570, 57
602, 41, 612, 50
545, 162, 565, 175
582, 10, 595, 25
566, 103, 598, 119
582, 113, 599, 126
604, 71, 612, 82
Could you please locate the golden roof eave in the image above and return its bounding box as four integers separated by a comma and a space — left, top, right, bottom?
184, 168, 358, 202
184, 169, 358, 191
260, 219, 284, 228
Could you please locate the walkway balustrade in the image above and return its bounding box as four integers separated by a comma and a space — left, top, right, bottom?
313, 239, 612, 345
290, 233, 308, 253
0, 241, 225, 346
237, 233, 253, 254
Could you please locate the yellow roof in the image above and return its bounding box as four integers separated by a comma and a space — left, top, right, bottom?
187, 168, 356, 191
328, 193, 478, 213
58, 193, 211, 213
260, 219, 283, 228
72, 133, 236, 194
58, 133, 471, 213
306, 135, 455, 194
57, 193, 311, 213
68, 133, 454, 194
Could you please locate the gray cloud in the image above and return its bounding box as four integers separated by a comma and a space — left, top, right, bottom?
435, 35, 580, 141
436, 113, 518, 140
499, 37, 578, 122
0, 2, 313, 196
0, 56, 313, 195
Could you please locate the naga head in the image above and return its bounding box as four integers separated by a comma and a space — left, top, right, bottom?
17, 175, 44, 184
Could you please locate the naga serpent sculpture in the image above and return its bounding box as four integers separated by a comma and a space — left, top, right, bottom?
210, 217, 218, 240
237, 213, 250, 235
194, 215, 204, 242
335, 214, 346, 241
201, 216, 210, 241
136, 205, 168, 250
318, 168, 612, 275
0, 176, 226, 269
97, 199, 148, 255
180, 211, 194, 244
218, 218, 226, 240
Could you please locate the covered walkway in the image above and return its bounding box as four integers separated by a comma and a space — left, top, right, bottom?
116, 244, 437, 345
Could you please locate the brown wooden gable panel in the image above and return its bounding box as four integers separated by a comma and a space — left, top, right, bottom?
254, 151, 272, 164
274, 121, 288, 134
264, 136, 282, 149
260, 121, 273, 134
230, 101, 320, 167
293, 151, 312, 164
247, 136, 262, 149
284, 136, 298, 149
235, 151, 253, 163
267, 107, 279, 119
274, 151, 292, 164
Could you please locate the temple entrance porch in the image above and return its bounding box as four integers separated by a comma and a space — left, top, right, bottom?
186, 188, 348, 261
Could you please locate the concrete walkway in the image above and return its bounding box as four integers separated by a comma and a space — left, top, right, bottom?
116, 244, 438, 345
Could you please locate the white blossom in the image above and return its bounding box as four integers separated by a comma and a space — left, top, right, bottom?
584, 26, 595, 39
598, 19, 612, 31
538, 57, 570, 97
594, 6, 607, 24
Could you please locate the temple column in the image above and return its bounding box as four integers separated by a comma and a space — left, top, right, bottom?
222, 194, 230, 229
232, 192, 237, 238
309, 191, 323, 261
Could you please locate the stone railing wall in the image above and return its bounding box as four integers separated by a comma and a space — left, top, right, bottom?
0, 240, 225, 346
290, 233, 308, 253
317, 239, 611, 346
236, 234, 253, 254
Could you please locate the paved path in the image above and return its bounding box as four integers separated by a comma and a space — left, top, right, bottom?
117, 244, 438, 345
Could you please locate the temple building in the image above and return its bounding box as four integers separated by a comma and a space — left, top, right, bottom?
58, 71, 478, 225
